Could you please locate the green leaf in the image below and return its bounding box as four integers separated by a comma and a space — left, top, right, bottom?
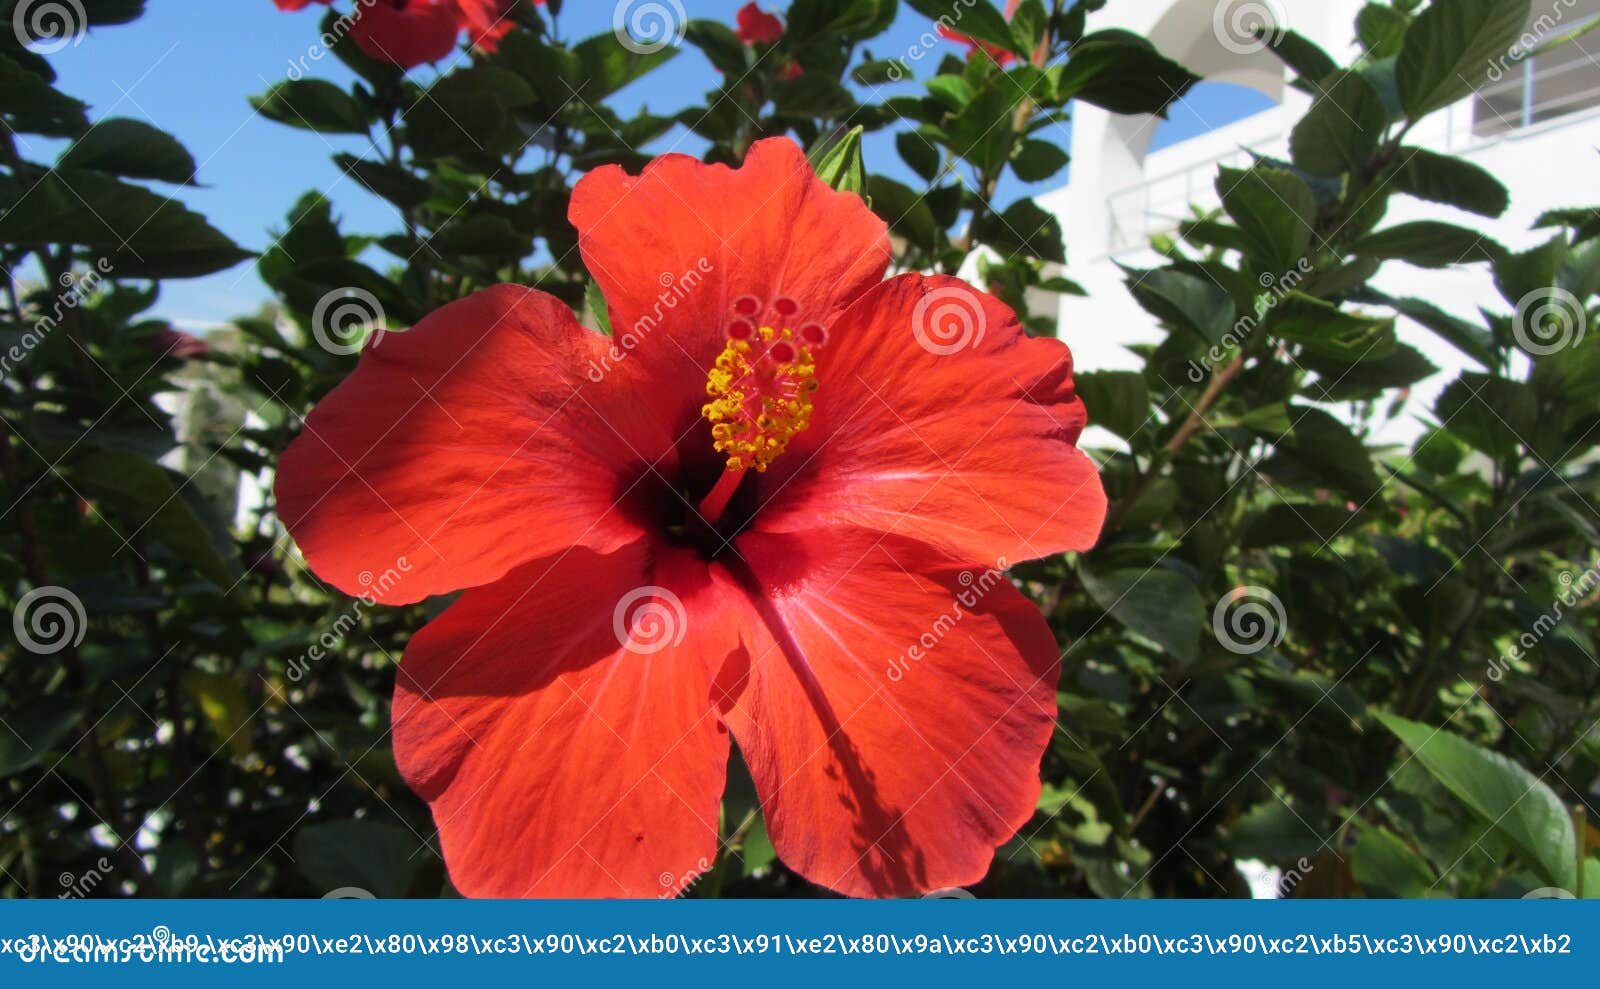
1075, 370, 1150, 442
1289, 71, 1387, 176
808, 125, 866, 196
251, 79, 371, 135
1268, 292, 1396, 362
183, 671, 253, 761
1011, 138, 1069, 182
1124, 267, 1236, 345
853, 58, 910, 84
335, 155, 431, 210
407, 66, 534, 159
67, 449, 241, 589
1352, 221, 1503, 268
1261, 29, 1339, 87
574, 31, 679, 99
1216, 166, 1317, 273
1079, 566, 1204, 664
1266, 406, 1381, 500
1355, 3, 1410, 59
1302, 343, 1438, 401
1351, 826, 1438, 897
0, 697, 83, 776
1393, 297, 1494, 367
1378, 713, 1577, 890
0, 169, 251, 278
1533, 206, 1600, 241
974, 197, 1064, 263
896, 131, 941, 182
0, 53, 88, 136
867, 175, 939, 252
584, 280, 613, 337
1054, 34, 1200, 116
1396, 0, 1531, 118
294, 820, 423, 899
1389, 147, 1509, 218
425, 213, 529, 257
1437, 372, 1539, 460
904, 0, 1024, 57
59, 118, 196, 185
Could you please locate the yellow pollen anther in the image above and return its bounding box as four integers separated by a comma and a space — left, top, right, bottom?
700, 325, 817, 472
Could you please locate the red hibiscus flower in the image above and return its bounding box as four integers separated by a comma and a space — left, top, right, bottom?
273, 0, 515, 69
939, 0, 1025, 66
735, 2, 784, 45
275, 138, 1106, 898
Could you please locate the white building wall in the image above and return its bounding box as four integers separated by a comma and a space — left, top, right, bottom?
1051, 0, 1600, 445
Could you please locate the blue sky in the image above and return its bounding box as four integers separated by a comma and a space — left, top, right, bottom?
29, 1, 1271, 329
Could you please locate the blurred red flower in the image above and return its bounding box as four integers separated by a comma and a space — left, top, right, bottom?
272, 0, 516, 69
734, 3, 784, 45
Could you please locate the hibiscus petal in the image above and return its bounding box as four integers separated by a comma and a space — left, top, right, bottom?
276, 285, 672, 603
455, 0, 514, 51
754, 273, 1107, 566
568, 137, 890, 425
394, 541, 737, 897
714, 528, 1059, 897
350, 0, 461, 69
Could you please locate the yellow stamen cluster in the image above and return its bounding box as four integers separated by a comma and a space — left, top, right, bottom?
702, 326, 818, 472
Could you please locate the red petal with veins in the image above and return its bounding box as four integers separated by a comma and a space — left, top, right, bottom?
394, 541, 737, 897
568, 138, 890, 430
754, 273, 1108, 567
714, 527, 1059, 897
275, 285, 673, 603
